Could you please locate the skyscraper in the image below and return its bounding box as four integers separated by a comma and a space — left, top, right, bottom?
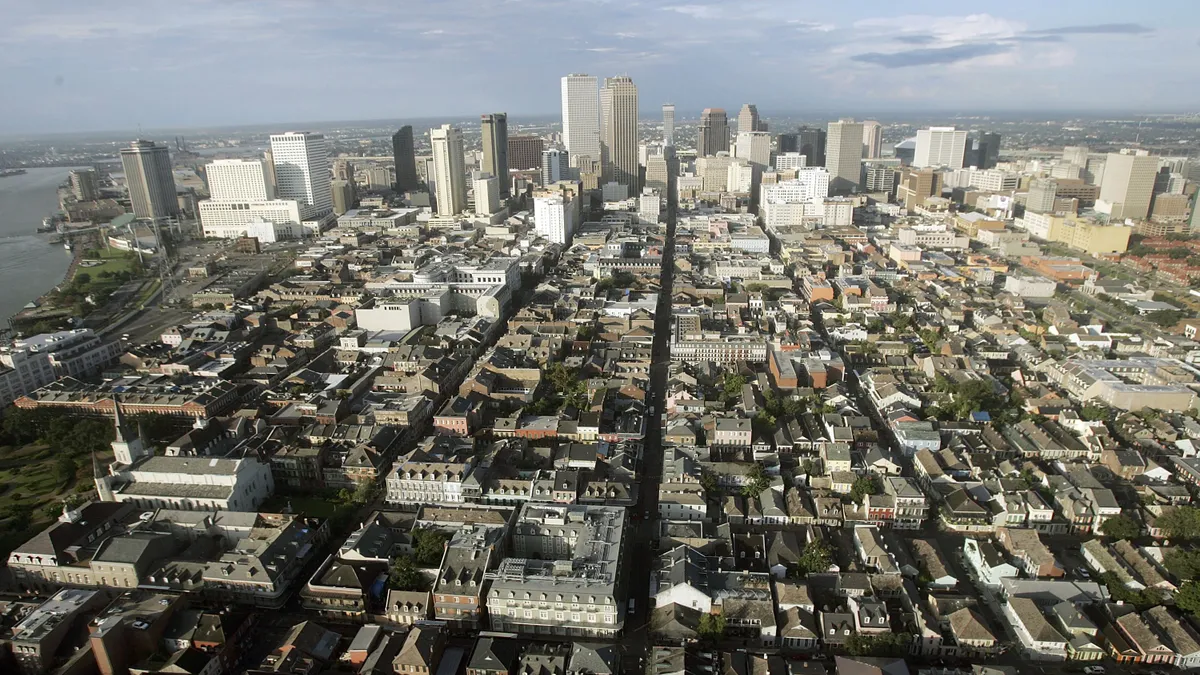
1062, 146, 1090, 168
737, 104, 760, 134
541, 149, 564, 186
861, 121, 883, 160
473, 173, 500, 215
481, 113, 510, 197
777, 133, 799, 154
796, 127, 826, 167
913, 127, 968, 169
735, 131, 771, 170
600, 75, 639, 193
826, 119, 864, 194
975, 132, 1001, 169
120, 140, 179, 219
69, 169, 98, 202
662, 104, 675, 147
508, 135, 545, 172
1098, 150, 1157, 221
1027, 178, 1058, 214
392, 126, 419, 192
269, 131, 333, 216
698, 109, 729, 157
206, 159, 275, 201
561, 74, 601, 168
430, 124, 467, 216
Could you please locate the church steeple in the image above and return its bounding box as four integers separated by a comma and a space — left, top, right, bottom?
111, 398, 149, 466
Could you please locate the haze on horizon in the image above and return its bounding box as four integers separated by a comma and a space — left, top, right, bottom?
2, 0, 1198, 136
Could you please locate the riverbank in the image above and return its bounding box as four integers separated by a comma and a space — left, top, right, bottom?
0, 168, 76, 323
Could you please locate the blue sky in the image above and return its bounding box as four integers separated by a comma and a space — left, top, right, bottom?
1, 0, 1197, 135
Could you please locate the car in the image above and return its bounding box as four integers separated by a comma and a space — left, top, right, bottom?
1075, 567, 1091, 578
1082, 667, 1105, 675
627, 599, 636, 615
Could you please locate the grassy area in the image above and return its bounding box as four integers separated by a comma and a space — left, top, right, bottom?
76, 247, 138, 280
261, 494, 346, 519
0, 444, 101, 557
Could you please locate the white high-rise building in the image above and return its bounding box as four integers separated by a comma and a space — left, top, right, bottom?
541, 149, 564, 186
862, 121, 883, 159
735, 131, 772, 170
760, 168, 832, 230
600, 75, 639, 193
914, 127, 968, 169
774, 153, 807, 171
561, 74, 601, 169
268, 132, 333, 216
535, 191, 578, 244
662, 104, 675, 146
206, 159, 275, 201
473, 174, 500, 215
431, 124, 468, 216
1098, 150, 1157, 221
827, 119, 864, 194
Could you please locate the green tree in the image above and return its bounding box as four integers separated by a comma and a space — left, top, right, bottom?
721, 373, 747, 403
412, 528, 451, 566
1178, 581, 1200, 615
1080, 404, 1111, 422
53, 455, 77, 485
697, 612, 726, 640
352, 478, 380, 505
850, 475, 881, 505
1165, 550, 1200, 582
699, 470, 720, 496
740, 464, 770, 499
389, 555, 428, 591
1156, 507, 1200, 540
1098, 514, 1140, 540
1147, 309, 1183, 328
795, 540, 832, 575
846, 632, 911, 658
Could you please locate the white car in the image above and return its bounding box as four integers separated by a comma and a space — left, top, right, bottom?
1082, 667, 1105, 675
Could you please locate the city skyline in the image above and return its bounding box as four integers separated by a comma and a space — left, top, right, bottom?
2, 1, 1197, 135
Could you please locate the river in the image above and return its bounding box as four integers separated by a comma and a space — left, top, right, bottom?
0, 168, 75, 323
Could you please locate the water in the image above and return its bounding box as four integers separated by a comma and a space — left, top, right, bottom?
0, 168, 75, 322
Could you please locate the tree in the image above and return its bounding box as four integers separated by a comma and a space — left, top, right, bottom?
1099, 514, 1140, 540
845, 632, 912, 657
1155, 507, 1200, 541
352, 478, 380, 505
53, 455, 77, 485
721, 373, 747, 404
1165, 550, 1200, 582
389, 555, 428, 591
697, 613, 726, 640
74, 272, 91, 286
412, 528, 451, 566
1080, 404, 1111, 422
795, 540, 832, 575
699, 470, 720, 496
1178, 581, 1200, 616
1147, 309, 1183, 328
850, 476, 880, 505
740, 464, 770, 499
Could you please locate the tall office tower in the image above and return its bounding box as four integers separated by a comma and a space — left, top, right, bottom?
430, 125, 467, 216
269, 131, 333, 216
332, 159, 353, 182
600, 75, 640, 193
975, 132, 1001, 169
862, 163, 897, 194
263, 149, 277, 191
797, 127, 827, 167
1027, 178, 1058, 214
735, 131, 772, 170
1098, 150, 1157, 221
480, 113, 510, 197
1062, 145, 1089, 168
120, 140, 179, 219
645, 155, 670, 192
508, 135, 545, 171
561, 73, 601, 168
662, 104, 675, 146
534, 185, 580, 245
473, 173, 501, 215
541, 149, 564, 186
206, 159, 275, 201
331, 180, 355, 215
861, 121, 883, 159
775, 153, 807, 171
69, 169, 99, 202
698, 108, 729, 157
826, 119, 864, 194
913, 127, 968, 169
777, 133, 799, 154
737, 104, 760, 134
392, 126, 419, 192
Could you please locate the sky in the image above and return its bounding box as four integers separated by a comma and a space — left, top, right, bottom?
1, 0, 1198, 135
